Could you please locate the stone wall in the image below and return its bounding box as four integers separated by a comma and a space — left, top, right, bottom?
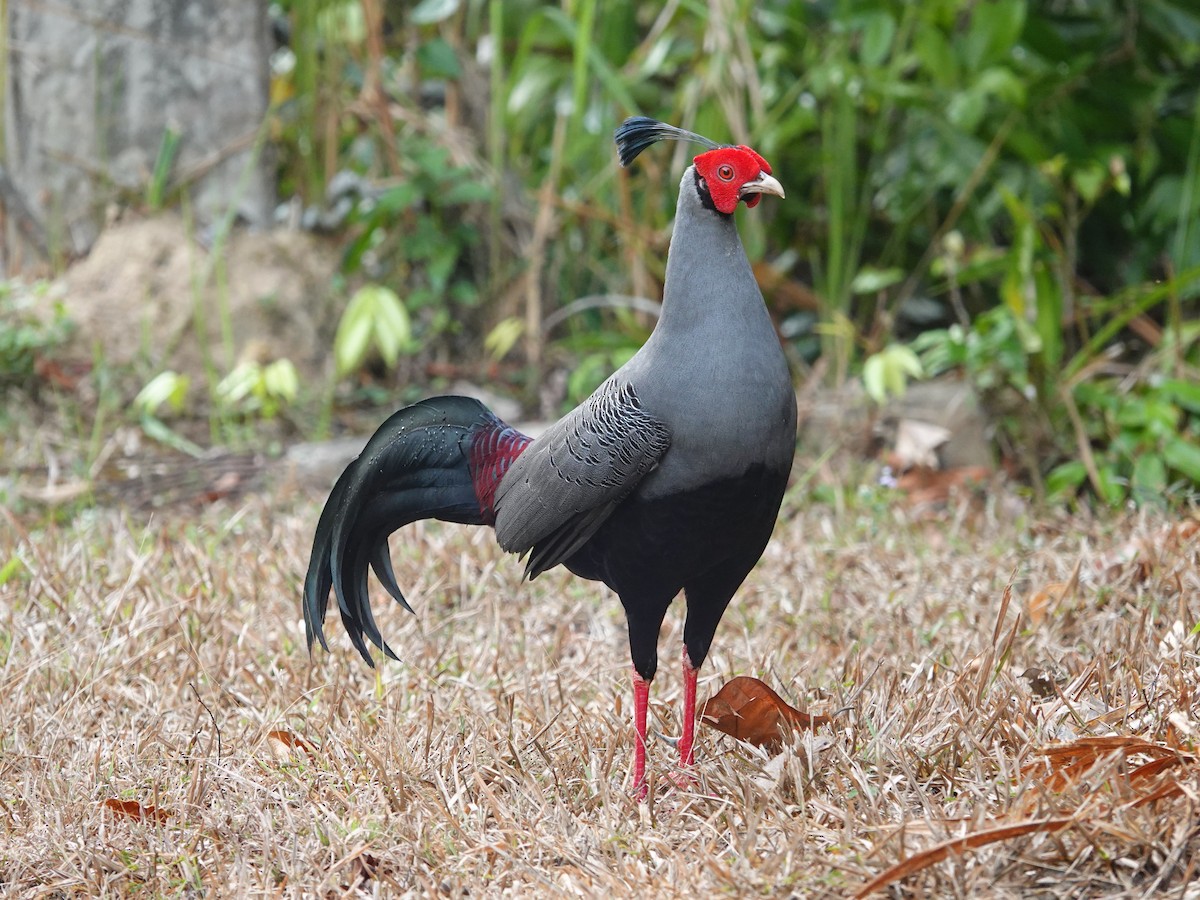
5, 0, 273, 270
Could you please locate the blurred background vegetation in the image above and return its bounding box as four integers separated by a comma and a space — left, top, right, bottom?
4, 0, 1200, 509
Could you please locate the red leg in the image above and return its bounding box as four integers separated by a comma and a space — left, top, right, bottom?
678, 648, 698, 768
631, 668, 650, 799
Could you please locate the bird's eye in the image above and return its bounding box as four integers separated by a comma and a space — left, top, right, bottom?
717, 164, 735, 181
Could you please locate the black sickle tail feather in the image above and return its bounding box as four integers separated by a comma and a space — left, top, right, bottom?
303, 395, 523, 666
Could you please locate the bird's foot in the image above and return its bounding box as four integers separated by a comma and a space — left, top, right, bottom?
630, 777, 650, 802
668, 768, 698, 791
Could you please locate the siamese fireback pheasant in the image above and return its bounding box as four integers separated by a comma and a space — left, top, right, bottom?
303, 117, 797, 795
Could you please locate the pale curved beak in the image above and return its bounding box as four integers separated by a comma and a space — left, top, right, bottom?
740, 172, 785, 200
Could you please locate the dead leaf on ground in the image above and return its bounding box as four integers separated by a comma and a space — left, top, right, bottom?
854, 816, 1076, 898
858, 736, 1199, 896
267, 729, 318, 761
1093, 516, 1200, 582
101, 798, 172, 823
892, 464, 992, 506
700, 676, 831, 753
891, 419, 951, 470
1027, 558, 1082, 626
1022, 735, 1192, 794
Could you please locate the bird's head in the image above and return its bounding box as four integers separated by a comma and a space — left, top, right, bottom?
614, 116, 784, 215
691, 146, 783, 214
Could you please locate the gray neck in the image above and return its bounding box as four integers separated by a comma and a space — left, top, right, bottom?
653, 166, 764, 335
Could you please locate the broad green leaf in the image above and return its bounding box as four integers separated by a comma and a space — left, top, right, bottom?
354, 285, 411, 369
964, 0, 1026, 70
851, 266, 905, 294
335, 305, 374, 376
1096, 465, 1127, 505
442, 180, 493, 205
427, 245, 459, 291
216, 362, 259, 405
484, 317, 524, 361
411, 0, 460, 26
974, 66, 1026, 106
1072, 164, 1106, 205
1164, 437, 1200, 483
1132, 453, 1167, 499
1162, 378, 1200, 413
946, 88, 985, 131
1046, 460, 1087, 500
134, 371, 190, 416
860, 12, 896, 68
1143, 396, 1182, 439
375, 183, 421, 215
914, 24, 956, 86
862, 353, 886, 405
417, 38, 461, 79
1116, 397, 1149, 429
863, 344, 924, 404
263, 359, 299, 404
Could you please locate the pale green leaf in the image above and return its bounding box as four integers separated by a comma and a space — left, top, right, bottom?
863, 353, 887, 405
134, 371, 190, 416
1132, 453, 1167, 498
851, 266, 905, 295
411, 0, 460, 26
484, 317, 524, 361
216, 362, 260, 405
263, 359, 299, 403
1164, 437, 1200, 483
860, 12, 896, 68
335, 312, 373, 377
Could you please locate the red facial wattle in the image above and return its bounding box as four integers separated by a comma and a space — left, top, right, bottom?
693, 145, 779, 215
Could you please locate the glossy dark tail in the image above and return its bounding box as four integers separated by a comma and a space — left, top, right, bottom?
303, 395, 529, 665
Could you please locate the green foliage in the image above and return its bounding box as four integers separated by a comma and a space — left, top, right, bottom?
483, 316, 524, 361
261, 0, 1200, 508
862, 343, 923, 404
306, 2, 1192, 349
146, 126, 182, 211
216, 359, 300, 420
339, 134, 490, 355
917, 287, 1200, 507
914, 306, 1039, 398
1048, 376, 1200, 507
133, 371, 191, 417
0, 283, 74, 388
552, 306, 651, 405
132, 370, 205, 456
334, 284, 415, 377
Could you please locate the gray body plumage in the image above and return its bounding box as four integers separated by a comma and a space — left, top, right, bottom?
494, 166, 796, 582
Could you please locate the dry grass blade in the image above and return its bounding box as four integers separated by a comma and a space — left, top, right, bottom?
1027, 556, 1083, 625
860, 736, 1200, 896
2, 490, 1198, 895
1023, 736, 1189, 792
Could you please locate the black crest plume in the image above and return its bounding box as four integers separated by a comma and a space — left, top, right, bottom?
614, 116, 721, 168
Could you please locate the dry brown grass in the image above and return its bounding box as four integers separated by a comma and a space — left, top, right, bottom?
2, 484, 1199, 897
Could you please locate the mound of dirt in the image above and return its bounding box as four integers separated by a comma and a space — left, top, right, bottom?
59, 214, 342, 383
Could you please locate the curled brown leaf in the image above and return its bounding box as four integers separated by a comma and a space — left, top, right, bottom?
267, 729, 318, 761
101, 798, 172, 824
699, 675, 830, 752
